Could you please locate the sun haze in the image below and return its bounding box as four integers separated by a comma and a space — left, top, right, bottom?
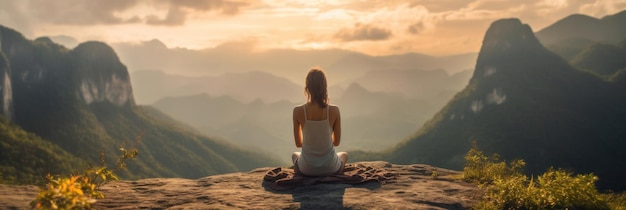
1, 0, 624, 56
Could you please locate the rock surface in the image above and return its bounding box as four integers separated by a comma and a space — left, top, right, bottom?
0, 162, 481, 209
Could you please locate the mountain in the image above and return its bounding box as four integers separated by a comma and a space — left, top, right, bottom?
152, 93, 295, 161
543, 38, 596, 61
542, 31, 626, 78
570, 42, 626, 77
152, 82, 442, 163
131, 70, 303, 104
112, 39, 476, 87
48, 35, 79, 49
125, 44, 475, 106
353, 69, 471, 105
385, 19, 626, 191
0, 116, 85, 184
514, 10, 626, 79
536, 10, 626, 45
336, 83, 438, 151
0, 25, 279, 183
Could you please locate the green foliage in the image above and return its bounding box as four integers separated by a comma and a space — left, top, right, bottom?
0, 116, 85, 185
0, 168, 4, 184
463, 143, 525, 184
30, 147, 138, 209
464, 146, 625, 210
545, 37, 595, 60
571, 43, 626, 77
605, 193, 626, 210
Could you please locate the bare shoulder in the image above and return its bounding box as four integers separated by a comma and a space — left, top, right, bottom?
293, 105, 304, 118
293, 105, 304, 112
329, 105, 340, 115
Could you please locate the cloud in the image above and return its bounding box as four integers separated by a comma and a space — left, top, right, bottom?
0, 1, 34, 35
334, 23, 392, 42
28, 0, 141, 25
340, 3, 436, 38
146, 0, 249, 26
3, 0, 625, 57
146, 6, 187, 26
536, 0, 568, 9
0, 0, 249, 27
314, 9, 352, 21
407, 21, 426, 34
580, 0, 626, 16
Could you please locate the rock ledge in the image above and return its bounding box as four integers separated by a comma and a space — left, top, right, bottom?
0, 161, 480, 209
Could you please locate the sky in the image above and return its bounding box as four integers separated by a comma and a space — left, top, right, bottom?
1, 0, 625, 56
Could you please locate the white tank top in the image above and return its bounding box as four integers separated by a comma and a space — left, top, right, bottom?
297, 104, 342, 176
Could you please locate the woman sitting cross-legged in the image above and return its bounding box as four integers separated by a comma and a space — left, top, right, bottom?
292, 67, 348, 176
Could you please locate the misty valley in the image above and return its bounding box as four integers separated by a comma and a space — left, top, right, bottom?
134, 68, 472, 164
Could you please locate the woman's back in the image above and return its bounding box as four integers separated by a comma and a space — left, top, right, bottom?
297, 104, 342, 176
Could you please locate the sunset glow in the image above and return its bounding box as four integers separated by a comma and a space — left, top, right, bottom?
1, 0, 625, 56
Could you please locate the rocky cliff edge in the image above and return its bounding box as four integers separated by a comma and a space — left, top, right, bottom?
0, 161, 480, 209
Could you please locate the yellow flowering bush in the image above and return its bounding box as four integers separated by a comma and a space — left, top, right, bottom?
31, 147, 137, 209
31, 175, 101, 209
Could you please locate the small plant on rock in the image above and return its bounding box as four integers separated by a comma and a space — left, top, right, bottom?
31, 147, 138, 209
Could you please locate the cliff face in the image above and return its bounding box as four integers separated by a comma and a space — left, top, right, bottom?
0, 26, 134, 125
0, 162, 481, 209
0, 28, 15, 121
72, 41, 134, 107
471, 18, 549, 83
0, 50, 13, 120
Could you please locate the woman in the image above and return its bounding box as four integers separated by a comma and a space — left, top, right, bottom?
292, 67, 348, 176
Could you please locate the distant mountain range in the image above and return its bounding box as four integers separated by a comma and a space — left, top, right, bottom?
111, 39, 477, 88
381, 13, 626, 192
131, 70, 303, 104
136, 63, 472, 163
151, 81, 446, 163
152, 94, 296, 163
353, 69, 471, 102
0, 25, 279, 184
535, 10, 626, 79
536, 10, 626, 45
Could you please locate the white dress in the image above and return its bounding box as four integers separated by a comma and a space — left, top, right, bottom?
296, 105, 343, 176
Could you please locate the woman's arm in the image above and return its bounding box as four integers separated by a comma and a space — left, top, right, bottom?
293, 106, 303, 148
331, 106, 341, 147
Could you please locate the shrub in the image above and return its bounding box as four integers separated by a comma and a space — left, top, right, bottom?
464, 144, 622, 209
463, 143, 525, 184
605, 193, 626, 210
478, 169, 609, 209
31, 174, 101, 209
31, 147, 138, 209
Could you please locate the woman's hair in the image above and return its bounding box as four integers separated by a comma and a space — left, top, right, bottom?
305, 67, 329, 108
